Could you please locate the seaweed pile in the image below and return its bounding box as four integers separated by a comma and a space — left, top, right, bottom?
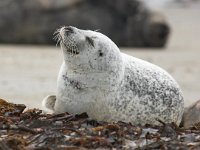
0, 98, 200, 150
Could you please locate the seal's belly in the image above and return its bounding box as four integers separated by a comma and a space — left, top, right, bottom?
56, 77, 112, 120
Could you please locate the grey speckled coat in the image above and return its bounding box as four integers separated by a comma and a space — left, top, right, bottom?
42, 26, 184, 125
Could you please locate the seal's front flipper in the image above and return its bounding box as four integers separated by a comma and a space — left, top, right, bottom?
42, 95, 56, 113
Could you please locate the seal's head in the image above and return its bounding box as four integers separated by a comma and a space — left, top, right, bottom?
54, 26, 123, 74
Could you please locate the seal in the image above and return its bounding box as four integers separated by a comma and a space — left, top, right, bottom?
42, 26, 184, 125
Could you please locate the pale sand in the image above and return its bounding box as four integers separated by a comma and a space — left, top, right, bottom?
0, 8, 199, 109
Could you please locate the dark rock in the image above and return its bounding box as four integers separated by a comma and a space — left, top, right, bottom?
183, 99, 200, 128
0, 0, 170, 47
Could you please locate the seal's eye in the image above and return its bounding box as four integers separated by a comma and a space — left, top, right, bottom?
98, 50, 104, 57
86, 36, 94, 47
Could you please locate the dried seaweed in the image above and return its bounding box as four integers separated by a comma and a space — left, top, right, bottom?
0, 99, 200, 149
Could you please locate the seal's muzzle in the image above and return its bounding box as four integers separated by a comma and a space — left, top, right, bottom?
54, 26, 79, 55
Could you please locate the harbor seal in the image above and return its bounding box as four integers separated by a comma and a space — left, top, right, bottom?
42, 26, 184, 125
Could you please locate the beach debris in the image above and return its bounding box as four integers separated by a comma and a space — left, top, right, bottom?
0, 99, 200, 149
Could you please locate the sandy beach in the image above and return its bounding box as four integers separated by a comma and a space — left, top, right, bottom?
0, 8, 199, 109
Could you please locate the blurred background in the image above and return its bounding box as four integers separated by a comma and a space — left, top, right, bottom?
0, 0, 199, 109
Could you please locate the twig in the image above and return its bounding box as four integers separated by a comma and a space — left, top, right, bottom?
17, 125, 44, 134
51, 114, 74, 122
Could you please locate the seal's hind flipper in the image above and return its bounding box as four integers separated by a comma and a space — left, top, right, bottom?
42, 95, 56, 112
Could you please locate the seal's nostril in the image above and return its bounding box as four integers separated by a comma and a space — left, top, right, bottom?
64, 26, 74, 33
59, 26, 74, 37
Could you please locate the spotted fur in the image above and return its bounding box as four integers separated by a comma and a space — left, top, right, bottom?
42, 26, 184, 125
